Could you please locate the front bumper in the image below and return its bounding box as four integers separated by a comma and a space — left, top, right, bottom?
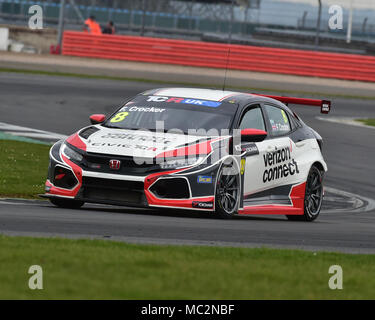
44, 153, 217, 211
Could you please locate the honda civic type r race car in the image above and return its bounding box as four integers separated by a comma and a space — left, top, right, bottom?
42, 88, 331, 221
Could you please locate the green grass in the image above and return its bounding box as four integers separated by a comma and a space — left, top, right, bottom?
0, 235, 374, 299
2, 67, 375, 100
0, 140, 50, 198
357, 118, 375, 127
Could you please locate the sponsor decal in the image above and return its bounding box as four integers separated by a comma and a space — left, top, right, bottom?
110, 112, 129, 123
197, 175, 212, 183
240, 158, 246, 175
121, 105, 166, 113
272, 123, 289, 131
90, 142, 159, 151
239, 143, 259, 156
270, 119, 277, 130
262, 146, 299, 183
109, 106, 166, 123
147, 96, 222, 108
100, 133, 173, 145
281, 110, 288, 123
192, 201, 214, 209
270, 118, 289, 132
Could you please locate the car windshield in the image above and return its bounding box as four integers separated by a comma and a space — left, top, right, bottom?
103, 95, 237, 134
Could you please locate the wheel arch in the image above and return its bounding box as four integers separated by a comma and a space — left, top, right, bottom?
311, 161, 325, 176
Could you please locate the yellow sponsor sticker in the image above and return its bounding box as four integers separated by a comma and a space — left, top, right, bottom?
240, 158, 246, 175
281, 110, 288, 123
197, 176, 212, 183
110, 112, 129, 123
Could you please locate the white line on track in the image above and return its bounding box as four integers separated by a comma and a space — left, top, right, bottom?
316, 116, 375, 129
0, 122, 67, 142
324, 187, 375, 213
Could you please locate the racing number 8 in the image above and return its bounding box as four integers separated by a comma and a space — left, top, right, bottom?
110, 112, 129, 123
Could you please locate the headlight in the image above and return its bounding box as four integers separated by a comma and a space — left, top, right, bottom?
61, 143, 83, 163
159, 156, 206, 169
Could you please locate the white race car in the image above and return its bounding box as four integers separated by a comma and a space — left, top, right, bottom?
42, 88, 330, 221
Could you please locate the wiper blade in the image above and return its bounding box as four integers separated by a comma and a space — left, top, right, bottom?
102, 125, 138, 130
147, 128, 188, 135
102, 125, 188, 135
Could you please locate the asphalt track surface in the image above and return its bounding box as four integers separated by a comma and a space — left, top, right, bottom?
1, 72, 375, 253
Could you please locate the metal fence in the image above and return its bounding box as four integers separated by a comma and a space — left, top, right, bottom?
2, 0, 375, 35
1, 0, 375, 53
0, 0, 262, 36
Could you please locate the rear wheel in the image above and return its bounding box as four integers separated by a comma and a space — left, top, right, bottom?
215, 161, 240, 219
49, 198, 84, 209
287, 165, 323, 222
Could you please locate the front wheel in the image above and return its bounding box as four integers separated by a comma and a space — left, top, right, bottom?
287, 165, 323, 222
50, 197, 85, 209
215, 161, 240, 219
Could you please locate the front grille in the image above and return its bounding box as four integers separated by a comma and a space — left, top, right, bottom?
81, 177, 146, 205
83, 187, 143, 204
81, 153, 158, 175
82, 177, 144, 191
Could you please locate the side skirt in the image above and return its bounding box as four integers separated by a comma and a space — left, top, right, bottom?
238, 182, 306, 215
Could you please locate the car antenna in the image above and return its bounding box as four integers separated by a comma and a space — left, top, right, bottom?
222, 47, 231, 91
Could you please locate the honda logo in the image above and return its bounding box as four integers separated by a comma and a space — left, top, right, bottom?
109, 159, 121, 170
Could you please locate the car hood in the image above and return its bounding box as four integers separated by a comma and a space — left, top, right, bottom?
79, 125, 219, 158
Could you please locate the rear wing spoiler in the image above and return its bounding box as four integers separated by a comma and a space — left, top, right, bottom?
252, 94, 331, 114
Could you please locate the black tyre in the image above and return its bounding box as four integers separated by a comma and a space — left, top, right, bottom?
287, 165, 323, 222
49, 197, 85, 209
215, 161, 240, 218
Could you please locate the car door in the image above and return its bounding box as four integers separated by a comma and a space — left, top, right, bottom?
259, 104, 301, 205
236, 104, 276, 208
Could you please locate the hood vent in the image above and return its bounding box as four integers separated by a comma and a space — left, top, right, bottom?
79, 126, 99, 139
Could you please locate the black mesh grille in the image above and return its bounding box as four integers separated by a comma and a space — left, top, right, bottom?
83, 187, 143, 204
81, 177, 145, 205
84, 154, 150, 168
81, 153, 158, 175
53, 166, 78, 189
82, 177, 144, 191
150, 178, 190, 199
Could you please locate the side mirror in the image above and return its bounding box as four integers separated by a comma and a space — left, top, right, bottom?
89, 114, 106, 125
241, 128, 268, 142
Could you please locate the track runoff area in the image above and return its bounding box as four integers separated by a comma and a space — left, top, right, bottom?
0, 72, 375, 305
